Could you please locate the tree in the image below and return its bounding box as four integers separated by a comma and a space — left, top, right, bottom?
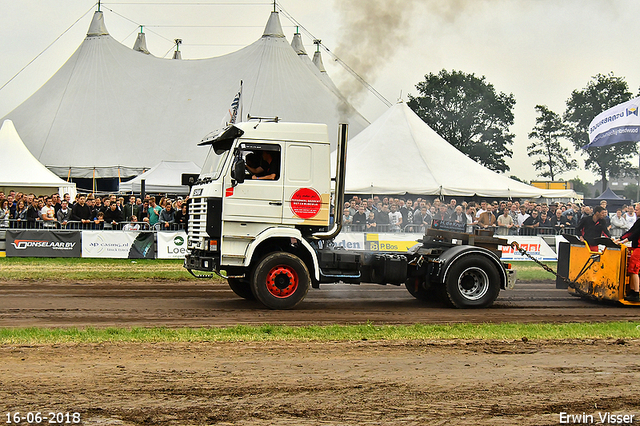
527, 105, 577, 180
408, 69, 515, 172
568, 177, 590, 197
564, 73, 637, 192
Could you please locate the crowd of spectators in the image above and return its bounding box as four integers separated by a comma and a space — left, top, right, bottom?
339, 195, 637, 238
1, 189, 636, 240
0, 190, 188, 231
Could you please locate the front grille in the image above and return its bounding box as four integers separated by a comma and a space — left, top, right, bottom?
188, 197, 207, 247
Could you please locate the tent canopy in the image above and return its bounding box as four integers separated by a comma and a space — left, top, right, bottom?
584, 187, 631, 210
0, 119, 76, 197
3, 10, 369, 179
119, 160, 202, 194
337, 102, 577, 199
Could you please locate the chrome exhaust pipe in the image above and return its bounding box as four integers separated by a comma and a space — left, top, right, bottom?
313, 123, 348, 240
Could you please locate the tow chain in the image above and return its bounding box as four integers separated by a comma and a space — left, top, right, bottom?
509, 241, 590, 296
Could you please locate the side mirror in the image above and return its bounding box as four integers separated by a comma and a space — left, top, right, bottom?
231, 159, 246, 185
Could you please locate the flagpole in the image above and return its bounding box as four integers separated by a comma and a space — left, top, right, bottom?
239, 80, 243, 122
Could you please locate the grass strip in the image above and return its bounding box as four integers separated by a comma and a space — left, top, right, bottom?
0, 322, 638, 344
0, 258, 556, 282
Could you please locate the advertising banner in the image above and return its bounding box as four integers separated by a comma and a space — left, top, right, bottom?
82, 231, 155, 259
156, 231, 188, 259
586, 96, 640, 148
6, 230, 81, 258
332, 232, 366, 250
499, 236, 557, 261
364, 233, 421, 252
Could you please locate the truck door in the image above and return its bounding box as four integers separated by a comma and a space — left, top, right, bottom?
222, 142, 284, 224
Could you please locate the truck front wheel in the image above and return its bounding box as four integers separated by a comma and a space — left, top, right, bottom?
251, 252, 310, 309
444, 255, 500, 308
228, 278, 255, 300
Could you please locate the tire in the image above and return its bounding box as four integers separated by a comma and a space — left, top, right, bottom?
227, 278, 255, 300
444, 255, 501, 308
251, 252, 310, 309
405, 277, 431, 301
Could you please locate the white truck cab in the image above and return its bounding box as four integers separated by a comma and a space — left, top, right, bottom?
185, 121, 513, 310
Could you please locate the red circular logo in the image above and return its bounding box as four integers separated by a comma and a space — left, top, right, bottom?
291, 188, 322, 219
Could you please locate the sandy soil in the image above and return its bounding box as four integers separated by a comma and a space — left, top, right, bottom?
1, 280, 640, 425
1, 339, 639, 425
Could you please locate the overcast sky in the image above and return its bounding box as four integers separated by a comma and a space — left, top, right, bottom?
1, 0, 639, 184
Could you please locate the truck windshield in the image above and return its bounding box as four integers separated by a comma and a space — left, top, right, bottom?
199, 146, 230, 180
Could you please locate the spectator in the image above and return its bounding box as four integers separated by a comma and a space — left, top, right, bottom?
138, 200, 150, 223
174, 204, 188, 231
537, 211, 553, 234
465, 206, 477, 233
123, 195, 138, 221
377, 205, 391, 230
624, 205, 637, 230
610, 209, 627, 238
521, 210, 540, 236
549, 209, 565, 233
496, 209, 514, 235
366, 211, 377, 231
93, 211, 105, 230
342, 208, 352, 226
451, 205, 467, 225
40, 197, 58, 228
26, 198, 41, 228
148, 197, 162, 226
56, 200, 72, 228
0, 200, 9, 227
123, 215, 141, 231
388, 204, 403, 232
103, 202, 124, 228
563, 211, 577, 228
13, 199, 28, 228
71, 196, 93, 228
477, 205, 496, 229
433, 204, 451, 222
351, 205, 367, 231
158, 203, 176, 230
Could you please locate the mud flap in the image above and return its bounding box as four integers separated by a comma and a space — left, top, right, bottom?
556, 241, 570, 289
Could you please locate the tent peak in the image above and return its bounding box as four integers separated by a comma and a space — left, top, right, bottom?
87, 11, 109, 37
291, 31, 307, 56
263, 11, 285, 38
312, 40, 326, 72
133, 28, 150, 55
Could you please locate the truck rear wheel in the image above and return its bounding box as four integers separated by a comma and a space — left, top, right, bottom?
227, 278, 255, 300
444, 255, 500, 308
251, 252, 310, 309
405, 277, 431, 301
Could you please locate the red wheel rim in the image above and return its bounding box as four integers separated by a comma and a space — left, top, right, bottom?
265, 265, 299, 298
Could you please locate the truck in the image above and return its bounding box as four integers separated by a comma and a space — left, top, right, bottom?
184, 121, 516, 309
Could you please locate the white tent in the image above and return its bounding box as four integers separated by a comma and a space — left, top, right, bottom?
119, 160, 201, 194
339, 102, 577, 198
3, 10, 369, 179
0, 120, 76, 197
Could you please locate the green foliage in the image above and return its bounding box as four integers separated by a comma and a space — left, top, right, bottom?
407, 69, 515, 172
527, 105, 577, 180
568, 177, 591, 197
1, 322, 638, 344
564, 73, 637, 191
622, 183, 638, 202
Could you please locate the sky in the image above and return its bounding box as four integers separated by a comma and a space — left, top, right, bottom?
1, 0, 639, 184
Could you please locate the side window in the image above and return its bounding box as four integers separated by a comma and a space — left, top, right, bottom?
239, 143, 281, 181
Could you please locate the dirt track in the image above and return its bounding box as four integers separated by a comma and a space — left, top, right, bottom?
1, 280, 640, 425
0, 280, 639, 327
